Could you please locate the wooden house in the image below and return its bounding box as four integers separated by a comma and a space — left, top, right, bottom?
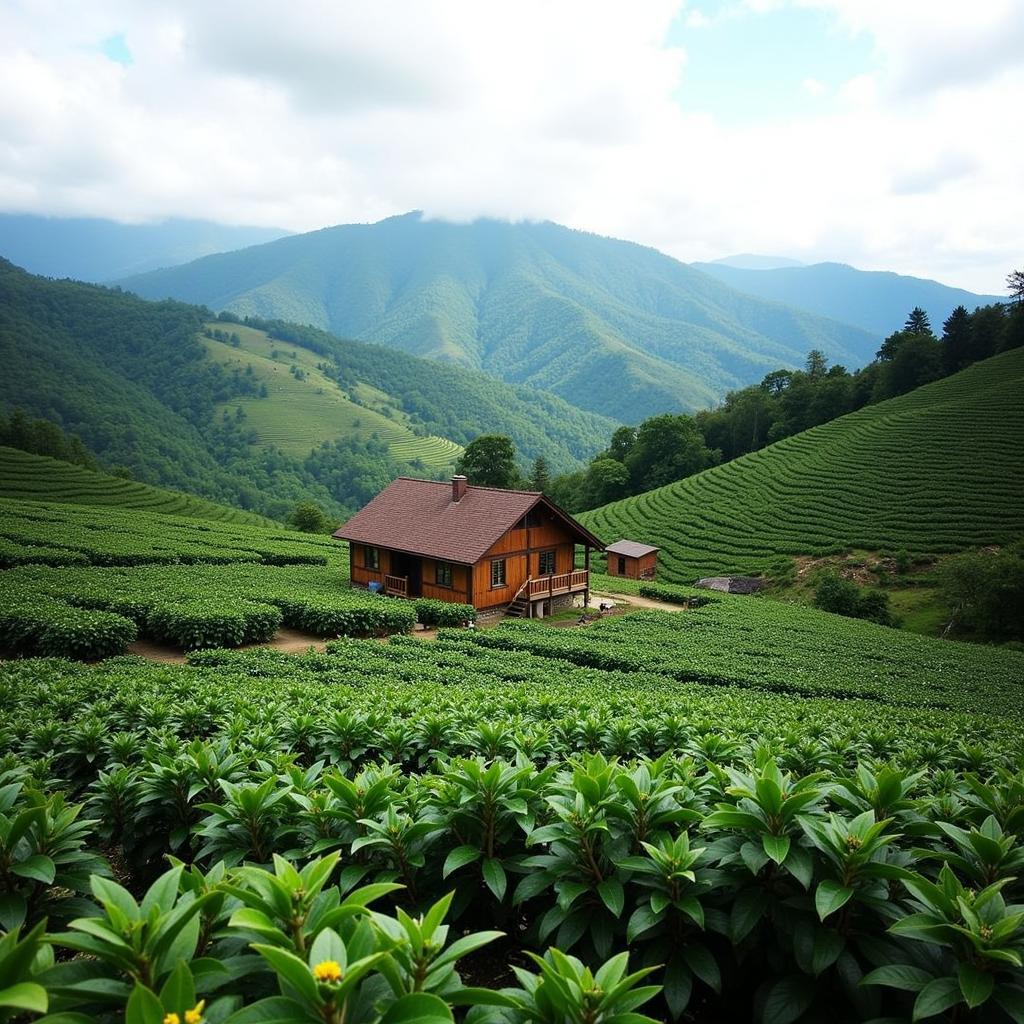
604, 539, 659, 581
334, 476, 604, 617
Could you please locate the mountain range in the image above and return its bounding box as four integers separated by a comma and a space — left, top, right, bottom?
0, 213, 289, 282
119, 213, 880, 421
693, 260, 1005, 338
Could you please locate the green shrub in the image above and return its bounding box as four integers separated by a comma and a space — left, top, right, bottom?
146, 600, 281, 650
36, 606, 138, 659
814, 572, 894, 626
277, 596, 416, 637
412, 598, 475, 627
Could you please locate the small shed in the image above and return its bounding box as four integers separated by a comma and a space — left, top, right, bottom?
604, 539, 659, 581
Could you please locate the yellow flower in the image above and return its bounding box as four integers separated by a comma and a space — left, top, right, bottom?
313, 960, 343, 983
163, 1015, 181, 1024
185, 1000, 206, 1024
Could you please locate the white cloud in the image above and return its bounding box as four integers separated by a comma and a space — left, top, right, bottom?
0, 0, 1020, 292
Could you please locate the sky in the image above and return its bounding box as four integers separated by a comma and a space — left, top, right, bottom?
0, 0, 1021, 292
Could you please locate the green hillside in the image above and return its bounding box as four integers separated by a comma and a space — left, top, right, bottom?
121, 213, 878, 421
0, 259, 612, 518
202, 322, 462, 467
0, 446, 273, 525
582, 347, 1024, 580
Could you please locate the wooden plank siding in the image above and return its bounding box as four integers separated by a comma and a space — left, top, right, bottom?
606, 550, 658, 581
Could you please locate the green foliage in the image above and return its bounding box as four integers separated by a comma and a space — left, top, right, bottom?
636, 583, 711, 607
455, 435, 522, 489
937, 542, 1024, 642
814, 572, 894, 626
409, 600, 475, 628
290, 501, 330, 534
582, 348, 1024, 581
0, 409, 96, 469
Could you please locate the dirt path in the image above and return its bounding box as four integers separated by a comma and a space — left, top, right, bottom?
125, 626, 443, 664
590, 590, 687, 613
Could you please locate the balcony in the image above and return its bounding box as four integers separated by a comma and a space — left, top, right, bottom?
527, 570, 589, 600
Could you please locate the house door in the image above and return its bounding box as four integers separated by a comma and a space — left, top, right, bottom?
617, 556, 627, 575
391, 553, 422, 597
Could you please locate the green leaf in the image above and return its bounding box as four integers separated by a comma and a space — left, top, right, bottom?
160, 959, 197, 1013
126, 983, 165, 1024
253, 945, 319, 1006
682, 944, 720, 993
597, 878, 625, 918
762, 835, 790, 866
0, 982, 48, 1014
861, 965, 933, 993
913, 977, 962, 1021
379, 992, 454, 1024
815, 880, 854, 921
442, 846, 480, 879
10, 854, 56, 885
958, 964, 994, 1010
482, 859, 507, 902
222, 995, 316, 1023
762, 975, 814, 1024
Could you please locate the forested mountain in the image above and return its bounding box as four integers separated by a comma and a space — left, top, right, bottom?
693, 260, 1004, 338
0, 259, 612, 519
120, 213, 877, 421
0, 213, 289, 281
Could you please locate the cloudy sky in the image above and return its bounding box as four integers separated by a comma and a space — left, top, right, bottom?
1, 0, 1021, 291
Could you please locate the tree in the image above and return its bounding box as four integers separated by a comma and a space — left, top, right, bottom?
761, 369, 793, 396
290, 501, 329, 533
605, 425, 637, 464
941, 305, 972, 373
580, 458, 630, 508
1007, 269, 1024, 305
455, 434, 522, 489
625, 414, 717, 493
904, 307, 932, 335
529, 455, 552, 494
805, 349, 828, 379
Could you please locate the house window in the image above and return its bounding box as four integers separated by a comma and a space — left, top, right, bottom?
539, 550, 556, 576
364, 546, 380, 571
435, 561, 453, 587
490, 559, 506, 588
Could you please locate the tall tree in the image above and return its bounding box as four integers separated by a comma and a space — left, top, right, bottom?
941, 305, 972, 374
455, 434, 522, 489
1007, 269, 1024, 305
529, 455, 552, 494
805, 349, 828, 379
904, 307, 933, 335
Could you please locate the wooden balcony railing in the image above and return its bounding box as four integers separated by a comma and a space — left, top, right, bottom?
384, 574, 408, 597
527, 570, 588, 600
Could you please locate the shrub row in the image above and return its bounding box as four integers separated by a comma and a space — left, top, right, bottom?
411, 597, 476, 627
0, 600, 137, 659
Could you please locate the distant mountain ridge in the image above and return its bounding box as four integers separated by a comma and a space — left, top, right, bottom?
0, 213, 290, 282
709, 253, 806, 270
693, 260, 1005, 339
120, 213, 879, 422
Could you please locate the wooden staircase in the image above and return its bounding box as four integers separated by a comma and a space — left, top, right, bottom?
506, 578, 532, 618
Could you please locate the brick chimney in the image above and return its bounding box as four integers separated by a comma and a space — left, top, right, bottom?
452, 475, 468, 502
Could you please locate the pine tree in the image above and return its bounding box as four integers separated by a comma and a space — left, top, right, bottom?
530, 456, 552, 494
904, 307, 933, 335
941, 305, 972, 373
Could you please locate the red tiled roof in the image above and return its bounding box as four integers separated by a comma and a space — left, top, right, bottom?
333, 477, 603, 564
605, 539, 659, 558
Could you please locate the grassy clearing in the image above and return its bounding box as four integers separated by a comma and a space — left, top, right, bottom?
203, 322, 463, 466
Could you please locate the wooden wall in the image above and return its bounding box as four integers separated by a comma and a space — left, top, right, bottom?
420, 558, 470, 603
606, 551, 658, 580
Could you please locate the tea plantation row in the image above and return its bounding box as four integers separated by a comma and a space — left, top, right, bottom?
0, 446, 272, 525
582, 348, 1024, 581
1, 639, 1022, 1023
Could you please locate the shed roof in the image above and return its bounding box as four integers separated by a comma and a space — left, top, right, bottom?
333, 477, 604, 564
605, 539, 660, 558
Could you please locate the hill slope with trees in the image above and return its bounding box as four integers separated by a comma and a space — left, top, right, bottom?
121, 213, 878, 421
581, 346, 1024, 580
0, 259, 613, 519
